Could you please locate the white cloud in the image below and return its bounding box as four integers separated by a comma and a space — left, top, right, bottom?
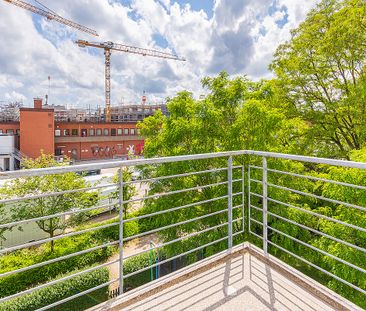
0, 0, 321, 108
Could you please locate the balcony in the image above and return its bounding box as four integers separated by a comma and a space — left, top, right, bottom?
0, 151, 365, 310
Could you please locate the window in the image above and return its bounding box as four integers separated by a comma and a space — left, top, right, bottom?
16, 129, 20, 135
111, 128, 116, 136
81, 129, 87, 137
124, 128, 129, 135
117, 128, 123, 136
89, 128, 95, 136
104, 128, 109, 136
137, 129, 141, 136
130, 128, 135, 135
96, 128, 102, 136
72, 129, 78, 136
55, 129, 61, 137
6, 129, 14, 134
0, 129, 2, 134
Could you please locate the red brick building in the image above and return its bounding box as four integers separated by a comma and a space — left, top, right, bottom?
0, 99, 144, 161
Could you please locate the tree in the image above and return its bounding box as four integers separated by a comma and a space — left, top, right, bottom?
271, 0, 366, 158
137, 73, 306, 258
2, 153, 99, 252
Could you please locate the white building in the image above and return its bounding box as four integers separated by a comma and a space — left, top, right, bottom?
0, 134, 17, 171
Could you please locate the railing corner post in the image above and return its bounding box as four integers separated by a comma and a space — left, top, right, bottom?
118, 167, 124, 295
228, 156, 233, 249
262, 157, 268, 255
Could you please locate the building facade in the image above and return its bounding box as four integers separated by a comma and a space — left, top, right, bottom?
0, 99, 145, 165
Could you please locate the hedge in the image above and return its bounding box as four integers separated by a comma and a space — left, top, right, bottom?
0, 237, 113, 298
123, 252, 156, 291
0, 267, 109, 311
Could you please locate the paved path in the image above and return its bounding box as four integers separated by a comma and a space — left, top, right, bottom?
108, 234, 159, 291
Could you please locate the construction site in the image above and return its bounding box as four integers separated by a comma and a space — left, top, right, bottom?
0, 0, 184, 170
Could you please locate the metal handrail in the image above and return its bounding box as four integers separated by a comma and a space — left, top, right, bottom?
2, 149, 366, 179
0, 149, 365, 310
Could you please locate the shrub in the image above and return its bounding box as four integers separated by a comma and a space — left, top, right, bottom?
123, 252, 156, 291
0, 229, 114, 298
0, 267, 109, 311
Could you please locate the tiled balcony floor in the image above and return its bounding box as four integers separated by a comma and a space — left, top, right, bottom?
121, 253, 336, 311
92, 245, 361, 311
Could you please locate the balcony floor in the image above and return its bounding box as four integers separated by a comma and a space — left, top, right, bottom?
91, 244, 360, 311
120, 253, 334, 311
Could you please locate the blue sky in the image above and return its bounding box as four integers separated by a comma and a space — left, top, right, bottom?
0, 0, 320, 108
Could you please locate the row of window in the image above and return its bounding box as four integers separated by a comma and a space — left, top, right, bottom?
55, 128, 140, 137
0, 129, 19, 134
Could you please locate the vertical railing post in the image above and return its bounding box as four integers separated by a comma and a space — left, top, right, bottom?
248, 165, 251, 234
262, 157, 268, 255
241, 166, 245, 234
228, 156, 233, 249
118, 167, 124, 295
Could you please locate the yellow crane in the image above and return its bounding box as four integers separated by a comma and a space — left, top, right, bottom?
3, 0, 98, 36
76, 40, 185, 122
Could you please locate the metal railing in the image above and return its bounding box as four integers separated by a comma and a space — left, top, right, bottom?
0, 150, 365, 309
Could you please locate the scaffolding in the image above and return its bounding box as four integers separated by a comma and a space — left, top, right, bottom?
0, 102, 21, 122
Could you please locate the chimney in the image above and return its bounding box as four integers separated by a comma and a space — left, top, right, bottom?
34, 98, 42, 109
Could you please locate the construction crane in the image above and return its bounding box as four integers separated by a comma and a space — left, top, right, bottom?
3, 0, 98, 36
76, 40, 186, 122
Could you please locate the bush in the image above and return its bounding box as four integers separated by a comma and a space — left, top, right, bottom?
0, 230, 114, 298
0, 267, 109, 311
123, 252, 152, 291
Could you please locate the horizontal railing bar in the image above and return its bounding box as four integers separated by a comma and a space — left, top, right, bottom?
269, 183, 366, 213
0, 241, 119, 278
268, 240, 366, 296
124, 195, 228, 223
249, 192, 262, 198
124, 222, 229, 260
250, 231, 263, 240
249, 165, 262, 170
251, 218, 263, 226
3, 150, 366, 179
0, 151, 248, 179
125, 167, 229, 185
268, 225, 366, 274
250, 179, 262, 184
0, 183, 118, 204
233, 192, 243, 197
0, 259, 119, 303
267, 211, 366, 254
267, 168, 366, 191
250, 204, 263, 212
232, 230, 244, 237
124, 181, 228, 204
123, 208, 229, 242
123, 236, 228, 279
36, 278, 119, 311
232, 205, 242, 210
268, 198, 366, 234
0, 222, 119, 254
0, 202, 117, 229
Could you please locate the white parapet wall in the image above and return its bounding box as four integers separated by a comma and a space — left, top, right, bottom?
0, 134, 16, 171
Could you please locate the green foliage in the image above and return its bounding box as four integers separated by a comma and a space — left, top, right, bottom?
271, 0, 366, 157
0, 267, 109, 311
111, 168, 136, 218
123, 252, 151, 291
0, 153, 100, 252
0, 227, 114, 298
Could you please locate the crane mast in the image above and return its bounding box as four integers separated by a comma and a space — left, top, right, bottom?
76, 40, 185, 122
3, 0, 98, 36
